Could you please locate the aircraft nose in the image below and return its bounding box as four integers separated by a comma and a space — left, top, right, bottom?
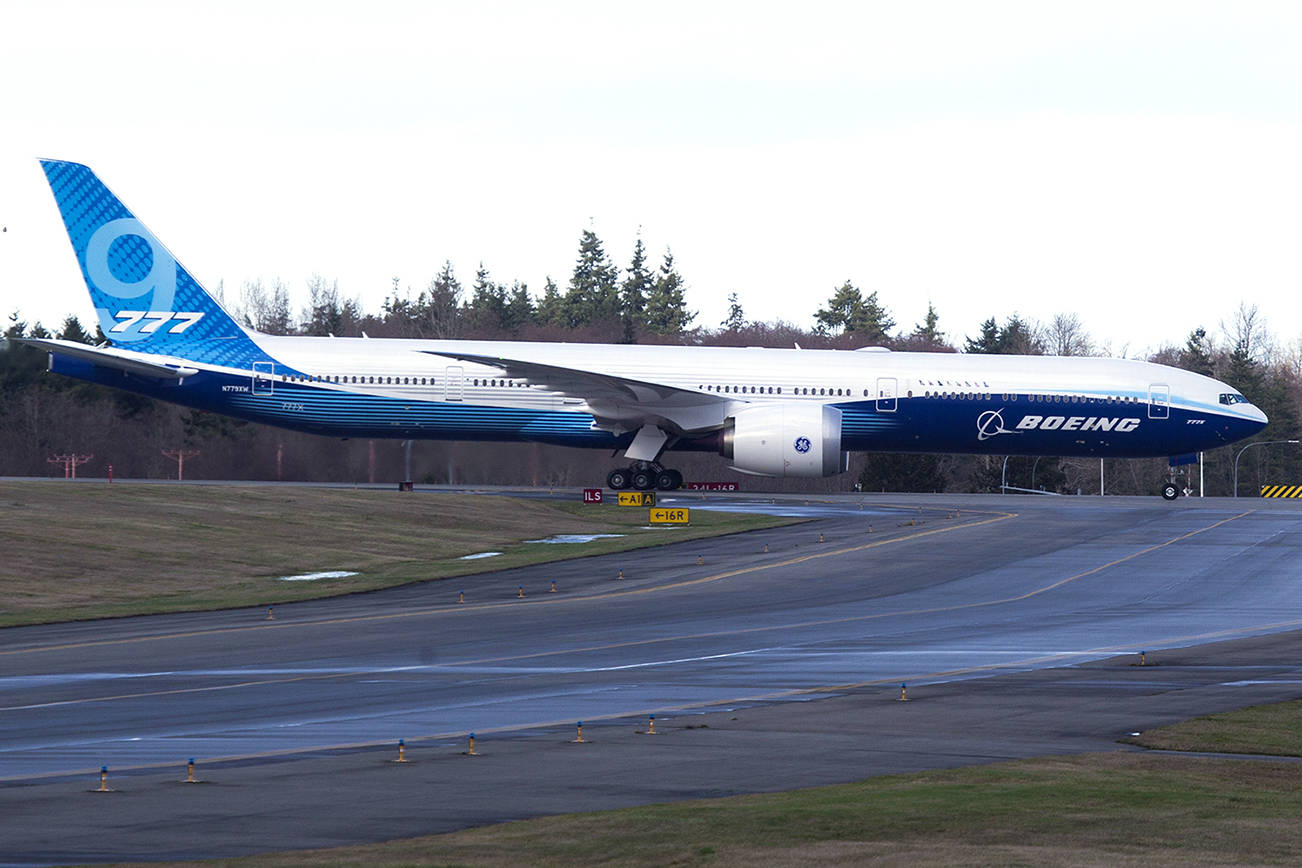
1233, 403, 1269, 441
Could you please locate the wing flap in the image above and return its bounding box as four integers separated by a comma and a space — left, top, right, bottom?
421, 349, 733, 434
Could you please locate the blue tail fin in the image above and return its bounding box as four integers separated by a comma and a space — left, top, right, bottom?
40, 160, 267, 367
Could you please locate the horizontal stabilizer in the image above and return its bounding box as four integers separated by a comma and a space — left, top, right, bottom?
12, 337, 199, 379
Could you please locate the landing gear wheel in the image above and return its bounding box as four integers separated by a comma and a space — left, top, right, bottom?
607, 468, 631, 490
655, 469, 682, 491
631, 469, 655, 491
1160, 482, 1179, 501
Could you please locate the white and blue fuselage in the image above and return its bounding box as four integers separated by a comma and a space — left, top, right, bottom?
23, 161, 1267, 488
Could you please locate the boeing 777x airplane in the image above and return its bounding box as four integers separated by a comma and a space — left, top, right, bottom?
18, 160, 1268, 497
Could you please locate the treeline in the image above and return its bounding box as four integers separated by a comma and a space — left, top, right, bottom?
3, 227, 1301, 495
236, 231, 696, 345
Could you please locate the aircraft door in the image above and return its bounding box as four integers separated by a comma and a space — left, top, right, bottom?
252, 361, 274, 395
445, 366, 463, 401
876, 377, 897, 412
1148, 383, 1170, 419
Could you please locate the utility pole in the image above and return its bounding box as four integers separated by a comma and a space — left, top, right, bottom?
47, 454, 92, 479
162, 449, 200, 481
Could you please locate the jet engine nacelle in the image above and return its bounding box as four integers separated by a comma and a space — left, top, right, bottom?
719, 403, 847, 478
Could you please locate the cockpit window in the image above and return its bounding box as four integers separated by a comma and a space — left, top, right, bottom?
1219, 393, 1249, 406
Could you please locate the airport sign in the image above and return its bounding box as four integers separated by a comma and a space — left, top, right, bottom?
649, 507, 690, 524
618, 491, 656, 507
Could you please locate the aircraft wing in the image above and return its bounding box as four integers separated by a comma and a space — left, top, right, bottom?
12, 337, 199, 380
421, 349, 732, 435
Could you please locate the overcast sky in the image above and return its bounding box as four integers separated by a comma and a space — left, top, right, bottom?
2, 1, 1301, 357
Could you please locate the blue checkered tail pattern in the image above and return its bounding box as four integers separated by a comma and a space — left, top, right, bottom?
40, 159, 267, 368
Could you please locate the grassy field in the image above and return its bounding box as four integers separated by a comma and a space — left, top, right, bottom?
0, 481, 794, 626
113, 751, 1302, 867
1125, 697, 1302, 756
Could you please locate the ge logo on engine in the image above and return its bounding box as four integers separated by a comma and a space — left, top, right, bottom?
793, 436, 812, 454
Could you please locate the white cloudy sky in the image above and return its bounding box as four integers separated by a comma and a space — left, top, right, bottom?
2, 0, 1301, 356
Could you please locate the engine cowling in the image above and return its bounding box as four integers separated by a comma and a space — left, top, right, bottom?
719, 403, 846, 478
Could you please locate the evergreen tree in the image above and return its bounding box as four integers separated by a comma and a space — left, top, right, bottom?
910, 302, 945, 347
1178, 326, 1215, 377
535, 276, 565, 328
620, 235, 653, 342
1226, 339, 1264, 404
419, 262, 462, 338
721, 292, 746, 331
503, 281, 535, 334
564, 229, 621, 327
465, 263, 507, 334
847, 289, 894, 342
964, 314, 1042, 354
814, 281, 894, 342
57, 315, 92, 344
382, 277, 421, 337
964, 317, 1002, 353
815, 281, 864, 335
644, 248, 696, 336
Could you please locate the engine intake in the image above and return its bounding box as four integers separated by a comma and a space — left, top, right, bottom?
719, 403, 846, 478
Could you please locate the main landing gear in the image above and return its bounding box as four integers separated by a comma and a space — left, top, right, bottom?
607, 462, 683, 491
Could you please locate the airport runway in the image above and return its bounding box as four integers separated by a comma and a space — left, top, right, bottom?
3, 492, 1302, 864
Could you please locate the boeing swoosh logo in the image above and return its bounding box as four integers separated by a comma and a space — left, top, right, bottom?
976, 409, 1020, 441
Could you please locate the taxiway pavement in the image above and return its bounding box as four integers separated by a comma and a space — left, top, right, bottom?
3, 492, 1302, 864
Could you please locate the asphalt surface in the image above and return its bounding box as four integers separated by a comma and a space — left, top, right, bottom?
3, 491, 1302, 865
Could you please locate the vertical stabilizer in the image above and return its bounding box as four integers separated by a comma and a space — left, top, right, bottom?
40, 160, 267, 367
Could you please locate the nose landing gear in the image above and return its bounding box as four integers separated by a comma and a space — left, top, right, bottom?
607, 462, 683, 491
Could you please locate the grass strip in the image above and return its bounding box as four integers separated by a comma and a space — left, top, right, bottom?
103, 751, 1302, 867
0, 482, 795, 626
1124, 697, 1302, 756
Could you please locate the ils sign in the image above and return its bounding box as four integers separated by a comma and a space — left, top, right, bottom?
649, 508, 689, 524
582, 488, 603, 503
